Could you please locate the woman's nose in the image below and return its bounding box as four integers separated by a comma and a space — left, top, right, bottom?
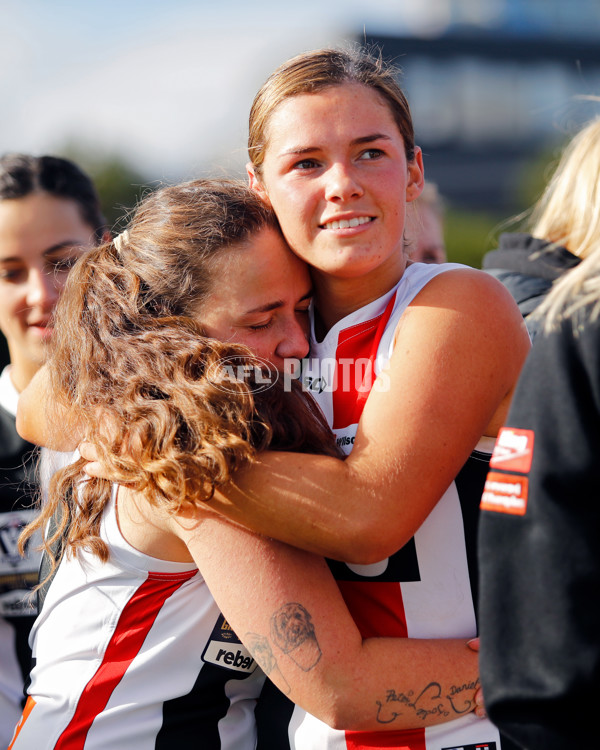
274, 318, 310, 362
26, 268, 59, 310
323, 162, 363, 202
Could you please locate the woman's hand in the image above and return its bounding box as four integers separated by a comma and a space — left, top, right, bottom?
467, 638, 487, 719
79, 440, 105, 478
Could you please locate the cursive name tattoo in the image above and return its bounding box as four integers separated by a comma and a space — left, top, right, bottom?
375, 678, 479, 725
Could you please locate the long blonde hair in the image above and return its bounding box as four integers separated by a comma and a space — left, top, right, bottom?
530, 116, 600, 261
20, 179, 340, 575
526, 116, 600, 329
537, 240, 600, 329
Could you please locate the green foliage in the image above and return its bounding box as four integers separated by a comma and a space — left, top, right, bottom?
87, 157, 155, 233
514, 138, 566, 214
444, 208, 505, 269
60, 143, 156, 233
444, 139, 569, 269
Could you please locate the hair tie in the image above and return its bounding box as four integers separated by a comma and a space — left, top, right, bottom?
113, 230, 130, 255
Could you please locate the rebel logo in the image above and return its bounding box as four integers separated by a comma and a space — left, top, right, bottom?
202, 614, 258, 673
204, 645, 256, 672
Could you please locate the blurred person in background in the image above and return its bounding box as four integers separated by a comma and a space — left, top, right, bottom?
478, 214, 600, 748
482, 116, 600, 340
0, 153, 106, 748
404, 181, 447, 264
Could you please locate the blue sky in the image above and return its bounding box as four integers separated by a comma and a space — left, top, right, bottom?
7, 0, 588, 183
4, 0, 443, 181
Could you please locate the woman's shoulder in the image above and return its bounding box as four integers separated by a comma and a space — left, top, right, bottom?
410, 263, 525, 322
396, 264, 531, 410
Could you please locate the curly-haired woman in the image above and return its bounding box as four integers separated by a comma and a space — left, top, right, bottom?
11, 179, 484, 750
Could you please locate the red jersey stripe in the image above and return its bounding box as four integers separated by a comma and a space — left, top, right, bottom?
332, 292, 397, 429
331, 291, 422, 749
336, 581, 408, 639
55, 569, 197, 750
7, 696, 36, 750
345, 726, 426, 749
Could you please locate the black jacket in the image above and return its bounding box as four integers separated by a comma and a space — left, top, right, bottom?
478, 308, 600, 748
0, 403, 40, 705
482, 233, 580, 340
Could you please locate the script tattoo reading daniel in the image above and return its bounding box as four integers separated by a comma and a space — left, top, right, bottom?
376, 678, 480, 724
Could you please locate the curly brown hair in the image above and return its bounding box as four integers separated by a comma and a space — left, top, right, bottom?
20, 179, 340, 575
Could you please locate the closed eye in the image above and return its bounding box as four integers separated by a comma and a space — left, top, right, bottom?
249, 320, 274, 331
49, 255, 80, 273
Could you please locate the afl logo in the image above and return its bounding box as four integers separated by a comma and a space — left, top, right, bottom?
206, 355, 279, 395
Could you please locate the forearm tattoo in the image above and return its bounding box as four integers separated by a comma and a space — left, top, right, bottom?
269, 602, 322, 671
244, 600, 478, 727
244, 602, 322, 694
375, 678, 480, 724
243, 632, 291, 695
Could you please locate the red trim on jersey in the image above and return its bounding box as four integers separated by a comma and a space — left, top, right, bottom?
337, 581, 408, 638
345, 726, 426, 749
55, 569, 197, 750
332, 293, 425, 749
332, 292, 397, 429
7, 696, 36, 749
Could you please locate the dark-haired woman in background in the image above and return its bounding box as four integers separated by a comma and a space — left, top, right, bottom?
0, 153, 106, 746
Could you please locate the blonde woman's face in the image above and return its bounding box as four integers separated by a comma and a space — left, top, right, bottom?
197, 227, 312, 372
0, 192, 94, 390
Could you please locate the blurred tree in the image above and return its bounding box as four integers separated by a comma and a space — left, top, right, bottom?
87, 156, 157, 233
61, 143, 157, 232
444, 208, 504, 268
444, 138, 571, 269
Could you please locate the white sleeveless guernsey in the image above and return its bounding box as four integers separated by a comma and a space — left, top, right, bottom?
9, 488, 266, 750
257, 263, 503, 750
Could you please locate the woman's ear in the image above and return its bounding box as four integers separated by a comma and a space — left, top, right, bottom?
405, 146, 425, 204
246, 163, 271, 207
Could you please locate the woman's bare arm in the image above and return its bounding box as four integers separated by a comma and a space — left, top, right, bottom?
170, 508, 483, 731
202, 270, 530, 563
16, 364, 83, 450
81, 271, 529, 563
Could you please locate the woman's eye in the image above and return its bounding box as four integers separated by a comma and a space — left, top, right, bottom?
359, 149, 384, 160
0, 268, 24, 282
249, 320, 273, 331
293, 159, 319, 170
